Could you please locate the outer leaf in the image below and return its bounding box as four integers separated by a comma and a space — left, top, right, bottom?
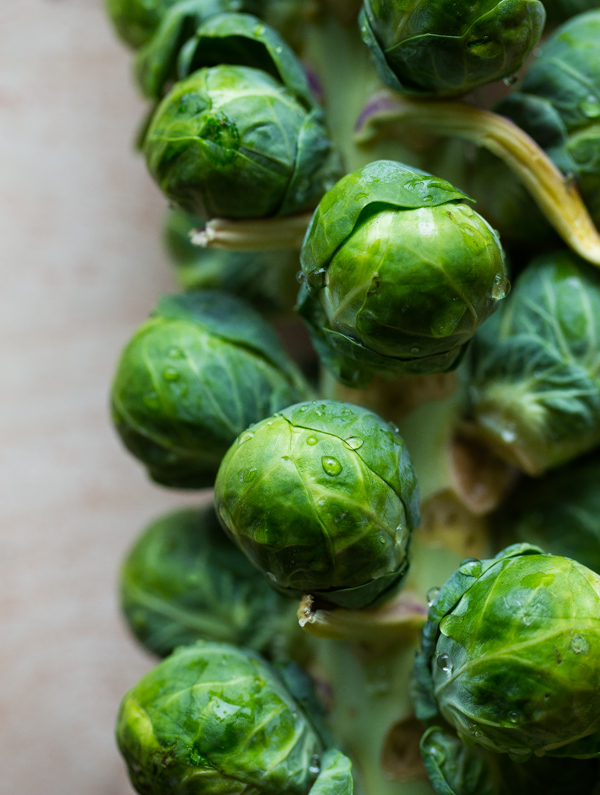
134, 0, 245, 99
116, 641, 324, 795
215, 399, 420, 608
176, 13, 316, 108
308, 749, 353, 795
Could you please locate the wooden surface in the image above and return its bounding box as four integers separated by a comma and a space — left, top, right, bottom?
0, 2, 203, 791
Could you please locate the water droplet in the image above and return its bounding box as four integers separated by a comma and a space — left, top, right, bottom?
309, 755, 321, 775
168, 346, 184, 359
281, 455, 291, 461
410, 346, 420, 355
242, 467, 257, 482
492, 273, 510, 301
378, 535, 386, 544
343, 437, 363, 450
321, 456, 342, 476
508, 711, 520, 724
238, 432, 254, 445
426, 587, 440, 606
266, 571, 277, 582
296, 270, 304, 283
500, 428, 516, 444
459, 558, 482, 577
570, 634, 589, 655
306, 435, 318, 445
580, 97, 600, 119
299, 405, 308, 412
307, 268, 328, 290
503, 74, 518, 86
367, 273, 380, 296
162, 367, 180, 382
436, 653, 453, 674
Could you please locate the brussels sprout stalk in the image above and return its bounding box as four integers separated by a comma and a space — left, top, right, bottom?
190, 211, 313, 250
355, 91, 600, 267
317, 640, 434, 795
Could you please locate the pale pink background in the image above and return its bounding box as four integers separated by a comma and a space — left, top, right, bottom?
0, 2, 203, 792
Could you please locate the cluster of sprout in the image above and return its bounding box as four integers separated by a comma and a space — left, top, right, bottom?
104, 0, 600, 793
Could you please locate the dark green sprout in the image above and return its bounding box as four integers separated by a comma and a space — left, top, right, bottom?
144, 63, 339, 220
120, 505, 309, 660
421, 724, 600, 795
164, 208, 300, 316
298, 160, 508, 388
468, 10, 600, 246
215, 399, 420, 609
465, 250, 600, 476
110, 291, 312, 488
413, 544, 600, 760
359, 0, 546, 97
116, 640, 353, 794
495, 453, 600, 575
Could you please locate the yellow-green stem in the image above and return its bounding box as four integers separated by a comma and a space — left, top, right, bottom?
355, 92, 600, 266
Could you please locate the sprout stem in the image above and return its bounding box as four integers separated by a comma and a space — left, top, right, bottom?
297, 592, 426, 642
355, 92, 600, 267
189, 213, 313, 251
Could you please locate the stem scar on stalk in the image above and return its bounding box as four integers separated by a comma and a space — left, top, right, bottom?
354, 91, 600, 267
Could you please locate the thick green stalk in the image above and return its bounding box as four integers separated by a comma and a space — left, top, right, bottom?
317, 638, 434, 795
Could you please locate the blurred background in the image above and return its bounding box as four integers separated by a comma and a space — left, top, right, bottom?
0, 2, 202, 791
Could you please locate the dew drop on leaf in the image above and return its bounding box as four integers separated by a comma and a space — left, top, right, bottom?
321, 456, 342, 476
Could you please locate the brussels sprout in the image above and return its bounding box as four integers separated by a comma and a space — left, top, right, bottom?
164, 208, 300, 315
116, 641, 345, 794
421, 724, 600, 795
465, 250, 600, 475
144, 64, 339, 220
495, 454, 600, 574
136, 9, 315, 102
120, 505, 308, 659
215, 399, 420, 609
298, 161, 508, 388
359, 0, 546, 97
110, 291, 311, 488
413, 543, 600, 759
